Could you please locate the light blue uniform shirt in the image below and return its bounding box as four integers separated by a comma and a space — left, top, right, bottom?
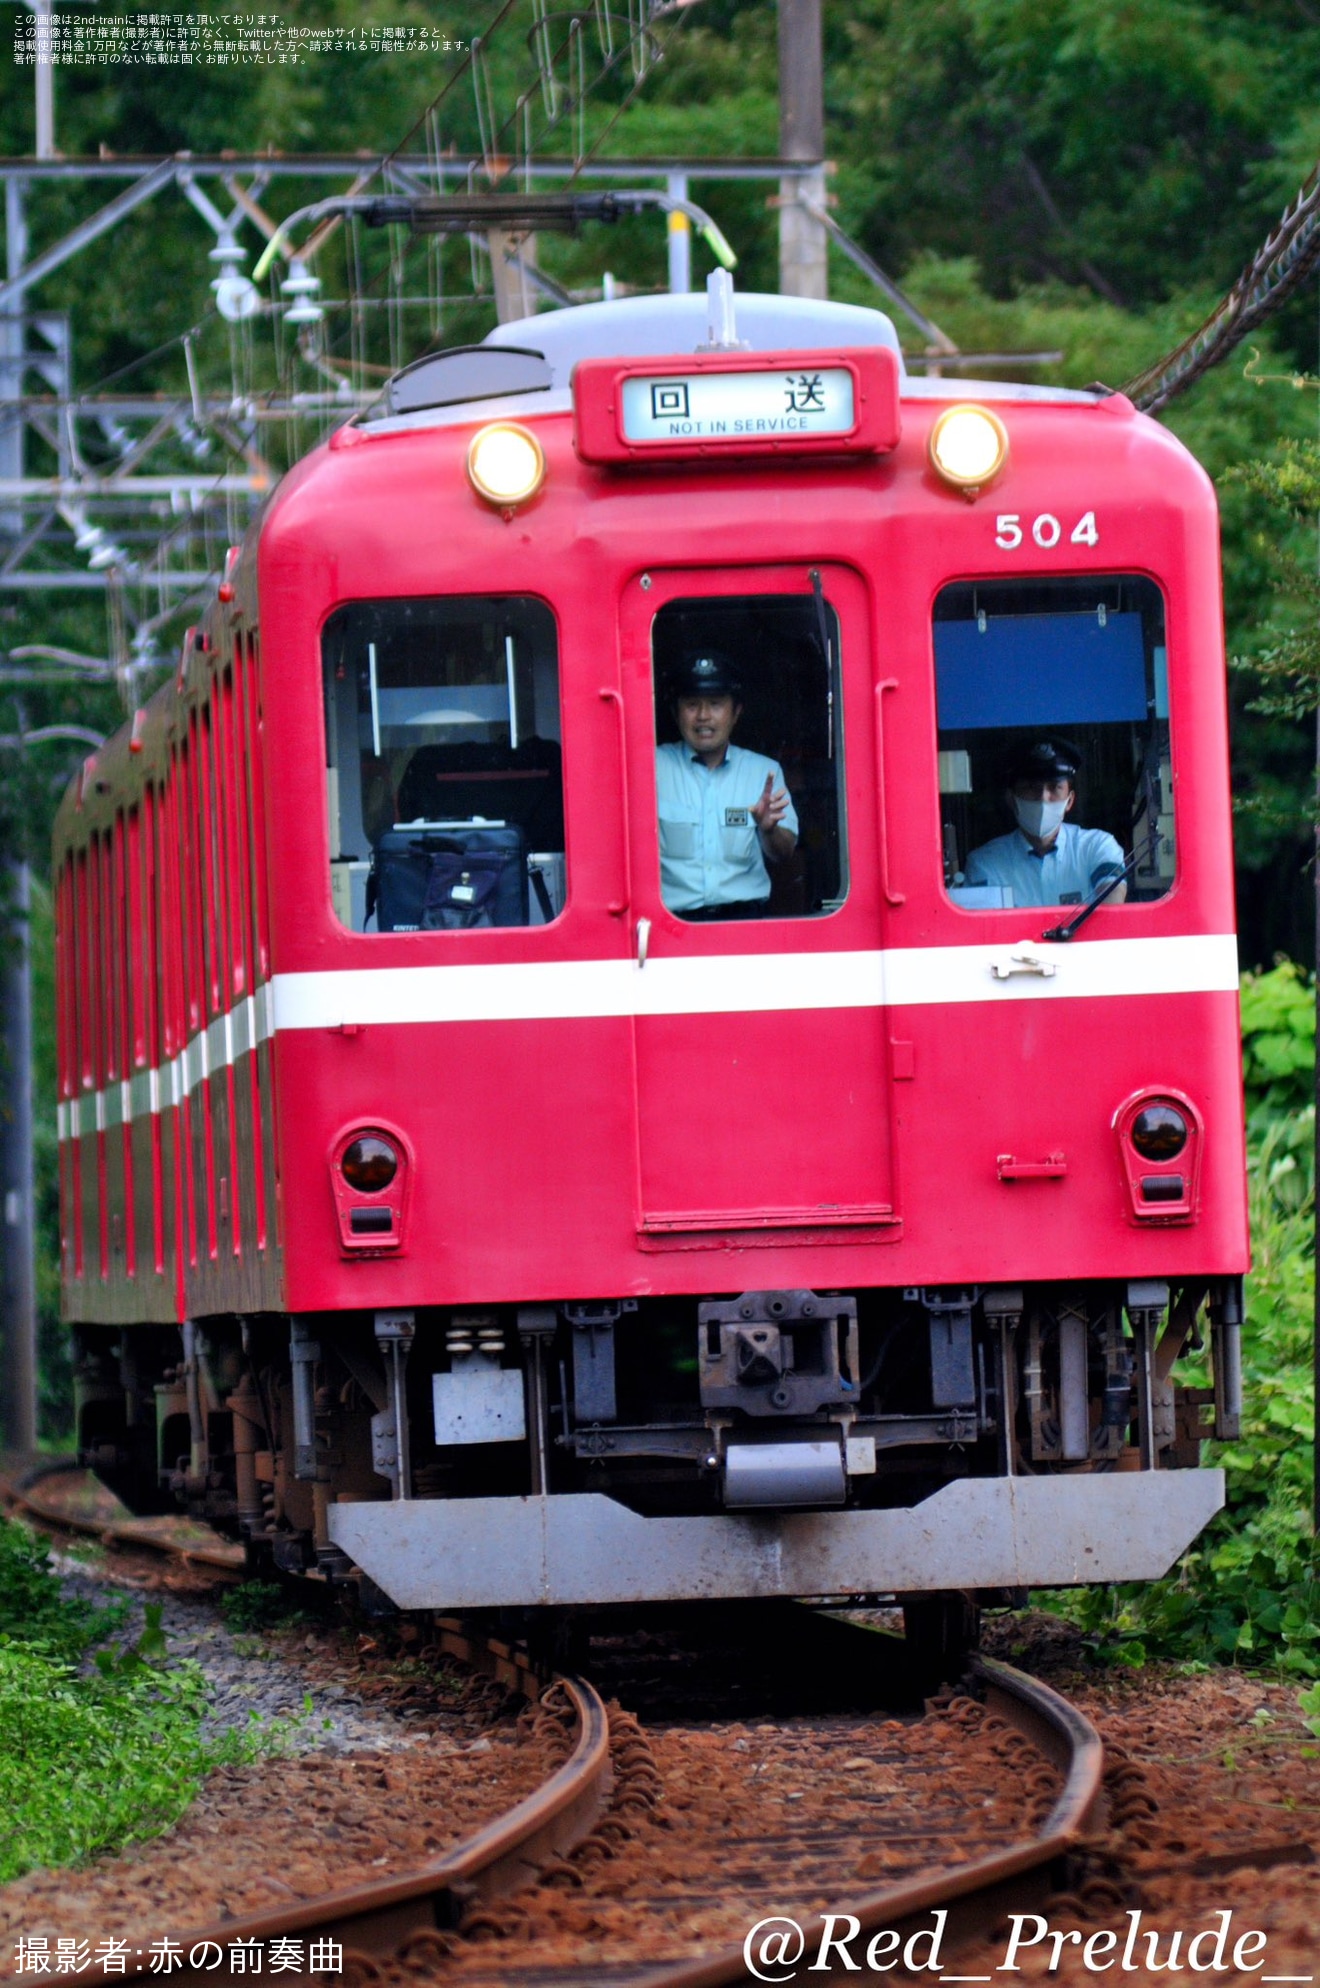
965, 821, 1125, 908
656, 740, 799, 913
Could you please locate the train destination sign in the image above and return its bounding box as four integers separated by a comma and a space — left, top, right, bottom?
572, 346, 903, 464
619, 366, 856, 443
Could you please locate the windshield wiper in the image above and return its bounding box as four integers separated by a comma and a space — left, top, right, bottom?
1040, 834, 1158, 943
809, 568, 835, 760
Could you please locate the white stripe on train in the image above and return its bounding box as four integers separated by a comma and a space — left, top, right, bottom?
58, 931, 1239, 1139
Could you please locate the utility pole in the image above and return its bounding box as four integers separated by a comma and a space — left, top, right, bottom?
0, 8, 49, 1455
777, 0, 828, 299
32, 0, 54, 163
1, 861, 37, 1455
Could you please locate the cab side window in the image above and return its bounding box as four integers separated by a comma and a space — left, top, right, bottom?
934, 577, 1173, 911
323, 596, 564, 933
651, 593, 847, 921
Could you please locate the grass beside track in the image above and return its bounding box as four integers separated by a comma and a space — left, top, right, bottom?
1036, 965, 1319, 1703
0, 1518, 285, 1882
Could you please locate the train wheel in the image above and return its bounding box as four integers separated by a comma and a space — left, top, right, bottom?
899, 1590, 981, 1687
523, 1610, 591, 1675
88, 1436, 172, 1518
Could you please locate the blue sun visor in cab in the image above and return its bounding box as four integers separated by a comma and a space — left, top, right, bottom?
934, 611, 1148, 729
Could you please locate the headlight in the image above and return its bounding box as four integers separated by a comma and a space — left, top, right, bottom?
1130, 1104, 1188, 1161
928, 405, 1009, 493
467, 423, 546, 508
341, 1134, 399, 1193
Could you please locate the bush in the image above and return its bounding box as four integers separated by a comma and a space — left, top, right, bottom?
218, 1578, 307, 1633
0, 1516, 126, 1663
0, 1518, 284, 1881
1240, 959, 1316, 1204
1051, 964, 1318, 1674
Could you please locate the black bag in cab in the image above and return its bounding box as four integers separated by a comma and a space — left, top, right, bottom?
368, 821, 528, 931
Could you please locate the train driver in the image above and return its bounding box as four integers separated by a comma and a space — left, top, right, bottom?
965, 740, 1127, 907
656, 652, 798, 919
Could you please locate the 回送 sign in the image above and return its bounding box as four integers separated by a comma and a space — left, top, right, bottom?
572, 347, 901, 465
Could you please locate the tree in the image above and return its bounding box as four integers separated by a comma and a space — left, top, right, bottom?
1233, 436, 1320, 716
1227, 429, 1320, 1527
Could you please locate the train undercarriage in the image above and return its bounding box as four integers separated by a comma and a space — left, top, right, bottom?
73, 1277, 1239, 1612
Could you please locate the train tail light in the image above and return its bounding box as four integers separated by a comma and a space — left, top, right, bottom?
1114, 1091, 1201, 1223
331, 1124, 412, 1254
1130, 1105, 1188, 1162
928, 404, 1009, 496
342, 1135, 399, 1192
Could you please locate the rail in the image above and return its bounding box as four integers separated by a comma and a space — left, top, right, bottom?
73, 1673, 612, 1987
3, 1459, 245, 1574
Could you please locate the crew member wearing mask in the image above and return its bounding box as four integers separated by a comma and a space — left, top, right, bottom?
964, 741, 1126, 908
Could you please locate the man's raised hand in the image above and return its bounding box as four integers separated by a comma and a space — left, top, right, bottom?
752, 772, 789, 833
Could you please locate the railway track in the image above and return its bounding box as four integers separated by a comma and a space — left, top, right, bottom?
416, 1649, 1105, 1988
2, 1467, 1110, 1986
1, 1458, 245, 1580
66, 1669, 619, 1988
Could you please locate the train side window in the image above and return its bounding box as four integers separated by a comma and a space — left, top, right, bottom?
322, 595, 565, 934
650, 593, 847, 921
933, 577, 1174, 910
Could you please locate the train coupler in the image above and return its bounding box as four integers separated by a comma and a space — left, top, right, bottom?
697, 1289, 859, 1417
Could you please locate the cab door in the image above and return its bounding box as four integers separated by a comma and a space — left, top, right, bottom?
620, 562, 899, 1239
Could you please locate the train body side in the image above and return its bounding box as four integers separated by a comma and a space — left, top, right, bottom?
54, 629, 280, 1327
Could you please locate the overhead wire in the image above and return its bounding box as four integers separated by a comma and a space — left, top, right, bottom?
27, 3, 693, 633
1122, 164, 1320, 414
281, 4, 701, 372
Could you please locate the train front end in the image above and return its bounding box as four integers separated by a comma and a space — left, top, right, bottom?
59, 288, 1248, 1616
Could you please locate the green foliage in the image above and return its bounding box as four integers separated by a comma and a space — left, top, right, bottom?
1221, 432, 1320, 958
826, 0, 1317, 309
1045, 983, 1319, 1678
0, 1633, 272, 1882
1230, 436, 1320, 724
0, 1517, 285, 1881
219, 1578, 307, 1633
1300, 1680, 1320, 1737
0, 1515, 126, 1661
1240, 960, 1316, 1208
1241, 960, 1315, 1121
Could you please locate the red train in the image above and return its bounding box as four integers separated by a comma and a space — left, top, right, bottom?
55, 280, 1247, 1628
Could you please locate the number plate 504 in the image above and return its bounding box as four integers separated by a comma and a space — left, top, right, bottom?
996, 511, 1098, 550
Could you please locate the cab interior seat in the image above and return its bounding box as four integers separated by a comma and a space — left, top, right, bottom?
395, 737, 565, 848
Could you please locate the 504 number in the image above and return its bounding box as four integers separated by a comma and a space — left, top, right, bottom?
995, 511, 1098, 550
